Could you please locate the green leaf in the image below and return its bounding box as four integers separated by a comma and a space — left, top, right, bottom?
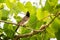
21, 37, 30, 40
30, 6, 36, 15
25, 1, 32, 9
1, 9, 9, 20
35, 34, 41, 40
13, 6, 21, 13
20, 27, 31, 34
44, 0, 53, 12
9, 5, 21, 14
36, 8, 49, 20
14, 15, 21, 22
0, 10, 2, 20
5, 0, 13, 9
25, 1, 33, 13
40, 31, 50, 40
46, 27, 55, 38
0, 0, 5, 3
0, 28, 3, 35
3, 24, 16, 38
30, 35, 38, 40
48, 0, 58, 6
55, 28, 60, 40
36, 20, 45, 30
51, 18, 60, 33
0, 3, 4, 9
9, 0, 16, 3
27, 14, 37, 29
44, 0, 58, 13
17, 2, 26, 12
56, 4, 60, 9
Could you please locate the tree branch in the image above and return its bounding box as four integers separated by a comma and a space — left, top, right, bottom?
47, 12, 60, 26
13, 12, 60, 40
13, 30, 43, 40
0, 20, 17, 25
0, 12, 60, 40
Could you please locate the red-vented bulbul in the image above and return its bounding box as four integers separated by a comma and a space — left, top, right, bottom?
15, 11, 30, 32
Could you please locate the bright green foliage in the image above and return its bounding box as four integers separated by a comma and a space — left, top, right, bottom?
55, 28, 60, 40
1, 9, 9, 20
0, 9, 9, 20
0, 28, 3, 35
5, 0, 13, 9
0, 0, 60, 40
36, 8, 49, 20
0, 3, 4, 9
3, 24, 16, 39
44, 0, 58, 13
0, 0, 5, 3
48, 0, 58, 6
17, 2, 26, 12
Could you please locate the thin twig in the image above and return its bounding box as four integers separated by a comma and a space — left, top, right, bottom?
0, 20, 17, 25
13, 30, 43, 40
30, 14, 54, 27
47, 12, 60, 26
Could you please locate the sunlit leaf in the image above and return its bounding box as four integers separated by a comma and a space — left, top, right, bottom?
17, 2, 26, 12
21, 37, 30, 40
0, 3, 4, 9
3, 24, 16, 38
46, 27, 55, 38
27, 14, 37, 29
1, 9, 9, 20
25, 1, 35, 13
55, 28, 60, 40
48, 0, 58, 6
0, 28, 3, 35
14, 15, 21, 22
9, 0, 16, 3
5, 0, 13, 9
44, 0, 58, 13
20, 27, 31, 34
0, 10, 2, 20
0, 0, 5, 3
56, 4, 60, 9
51, 18, 60, 32
41, 31, 50, 40
36, 8, 49, 20
30, 35, 38, 40
36, 20, 44, 29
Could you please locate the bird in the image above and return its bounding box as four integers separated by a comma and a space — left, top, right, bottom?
15, 11, 30, 32
18, 11, 30, 26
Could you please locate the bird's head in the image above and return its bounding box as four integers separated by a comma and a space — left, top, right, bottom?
26, 11, 30, 17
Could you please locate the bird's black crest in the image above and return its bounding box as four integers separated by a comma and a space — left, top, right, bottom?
26, 11, 30, 17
